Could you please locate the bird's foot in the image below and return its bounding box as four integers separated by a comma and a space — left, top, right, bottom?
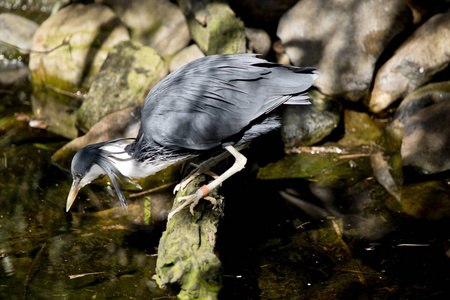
173, 162, 219, 194
167, 187, 217, 221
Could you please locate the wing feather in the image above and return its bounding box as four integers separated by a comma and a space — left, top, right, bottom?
140, 54, 318, 150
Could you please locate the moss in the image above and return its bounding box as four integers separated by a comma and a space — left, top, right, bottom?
386, 180, 450, 219
258, 149, 372, 189
156, 176, 224, 299
180, 1, 245, 55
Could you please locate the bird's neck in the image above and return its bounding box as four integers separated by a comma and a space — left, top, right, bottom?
100, 142, 168, 179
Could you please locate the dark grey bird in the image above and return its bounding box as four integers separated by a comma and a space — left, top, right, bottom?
66, 54, 318, 220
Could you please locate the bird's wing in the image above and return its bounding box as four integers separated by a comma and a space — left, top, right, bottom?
141, 54, 317, 150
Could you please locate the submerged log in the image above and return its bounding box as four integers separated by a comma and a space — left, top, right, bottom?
155, 175, 224, 299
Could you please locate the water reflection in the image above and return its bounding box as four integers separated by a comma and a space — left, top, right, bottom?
0, 90, 170, 299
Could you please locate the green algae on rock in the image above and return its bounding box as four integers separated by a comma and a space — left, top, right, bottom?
77, 40, 168, 132
178, 0, 246, 55
156, 176, 223, 300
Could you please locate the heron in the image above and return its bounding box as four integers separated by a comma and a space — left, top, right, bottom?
66, 54, 318, 220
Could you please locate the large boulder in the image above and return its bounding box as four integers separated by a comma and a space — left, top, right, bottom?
77, 40, 168, 132
29, 3, 130, 93
369, 11, 450, 113
277, 0, 411, 102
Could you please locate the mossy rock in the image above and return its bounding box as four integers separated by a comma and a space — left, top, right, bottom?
77, 40, 168, 131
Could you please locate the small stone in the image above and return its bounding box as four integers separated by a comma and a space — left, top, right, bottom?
245, 27, 271, 57
281, 90, 341, 147
178, 0, 246, 55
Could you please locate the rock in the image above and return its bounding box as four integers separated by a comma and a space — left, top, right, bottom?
178, 0, 246, 55
0, 63, 30, 91
98, 0, 190, 58
0, 13, 38, 57
156, 176, 224, 300
52, 106, 141, 169
257, 147, 373, 189
229, 0, 298, 30
386, 81, 450, 144
259, 109, 385, 188
393, 81, 450, 125
29, 3, 130, 93
31, 89, 83, 139
386, 180, 450, 220
338, 110, 384, 147
169, 44, 205, 73
281, 90, 341, 148
277, 0, 411, 102
369, 11, 450, 113
401, 100, 450, 174
77, 40, 168, 132
405, 0, 450, 24
245, 27, 271, 57
0, 13, 36, 90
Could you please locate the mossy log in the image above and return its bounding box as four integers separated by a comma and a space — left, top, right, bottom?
155, 175, 224, 299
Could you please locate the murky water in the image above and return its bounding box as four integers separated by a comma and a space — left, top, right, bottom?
0, 77, 170, 298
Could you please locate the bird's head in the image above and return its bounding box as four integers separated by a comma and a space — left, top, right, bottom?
66, 140, 140, 212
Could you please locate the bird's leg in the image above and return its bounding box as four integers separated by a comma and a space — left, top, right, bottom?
173, 143, 248, 193
173, 162, 220, 194
167, 145, 247, 221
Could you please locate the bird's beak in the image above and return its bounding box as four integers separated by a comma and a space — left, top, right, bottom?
66, 179, 81, 212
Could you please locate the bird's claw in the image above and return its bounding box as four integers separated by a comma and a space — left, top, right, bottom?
167, 189, 217, 221
173, 162, 219, 194
173, 180, 189, 194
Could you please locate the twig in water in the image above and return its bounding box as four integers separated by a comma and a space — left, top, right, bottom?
129, 181, 178, 198
68, 272, 105, 279
23, 242, 46, 300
